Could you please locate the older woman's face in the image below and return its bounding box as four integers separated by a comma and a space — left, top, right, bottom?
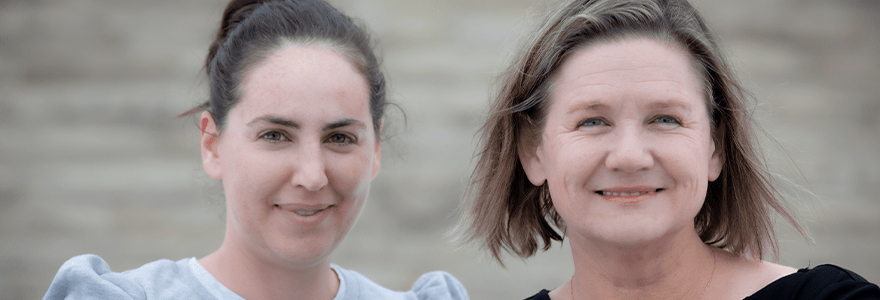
521, 37, 722, 248
201, 44, 380, 267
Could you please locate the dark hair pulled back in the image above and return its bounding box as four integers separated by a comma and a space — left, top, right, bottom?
186, 0, 386, 134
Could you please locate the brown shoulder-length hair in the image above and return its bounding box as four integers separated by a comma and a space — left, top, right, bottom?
458, 0, 804, 264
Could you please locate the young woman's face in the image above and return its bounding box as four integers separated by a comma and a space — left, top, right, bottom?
201, 44, 380, 267
521, 38, 722, 248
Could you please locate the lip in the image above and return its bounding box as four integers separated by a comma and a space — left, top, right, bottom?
595, 186, 663, 204
273, 203, 336, 217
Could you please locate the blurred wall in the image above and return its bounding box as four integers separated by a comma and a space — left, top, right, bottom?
1, 0, 878, 298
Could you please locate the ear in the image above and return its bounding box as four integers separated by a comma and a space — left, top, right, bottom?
370, 120, 382, 180
200, 111, 223, 180
708, 137, 723, 182
519, 139, 548, 187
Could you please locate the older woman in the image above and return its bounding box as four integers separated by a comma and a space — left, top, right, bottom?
43, 1, 467, 299
459, 0, 879, 299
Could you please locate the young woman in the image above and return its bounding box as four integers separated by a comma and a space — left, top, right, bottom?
44, 1, 467, 299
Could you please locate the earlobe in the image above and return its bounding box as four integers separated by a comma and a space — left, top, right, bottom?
708, 142, 723, 182
200, 111, 223, 180
519, 143, 548, 187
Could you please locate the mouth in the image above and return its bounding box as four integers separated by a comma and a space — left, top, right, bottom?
273, 204, 335, 216
595, 188, 664, 197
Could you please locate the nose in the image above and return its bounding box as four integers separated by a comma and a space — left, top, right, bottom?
291, 143, 329, 192
604, 127, 654, 173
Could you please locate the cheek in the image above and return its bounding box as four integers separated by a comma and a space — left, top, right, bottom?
326, 150, 377, 198
225, 150, 287, 194
666, 150, 705, 190
551, 139, 600, 187
659, 141, 712, 213
218, 144, 291, 225
542, 144, 590, 217
326, 153, 374, 232
658, 132, 711, 171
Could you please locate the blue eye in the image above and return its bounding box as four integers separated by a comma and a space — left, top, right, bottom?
579, 118, 607, 127
654, 115, 681, 125
260, 131, 287, 142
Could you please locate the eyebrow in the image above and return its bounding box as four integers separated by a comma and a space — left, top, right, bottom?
645, 100, 691, 112
565, 101, 610, 114
323, 119, 363, 131
246, 116, 365, 131
565, 99, 692, 114
247, 116, 299, 129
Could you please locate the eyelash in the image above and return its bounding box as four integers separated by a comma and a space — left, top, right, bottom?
651, 115, 682, 125
576, 115, 682, 128
260, 131, 357, 145
577, 117, 609, 128
325, 133, 356, 145
259, 130, 289, 142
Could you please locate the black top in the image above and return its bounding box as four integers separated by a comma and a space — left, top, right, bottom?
524, 264, 880, 300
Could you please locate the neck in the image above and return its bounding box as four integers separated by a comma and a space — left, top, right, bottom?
567, 228, 716, 300
199, 229, 339, 300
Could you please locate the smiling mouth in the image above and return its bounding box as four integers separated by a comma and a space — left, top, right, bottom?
273, 204, 335, 216
596, 188, 663, 197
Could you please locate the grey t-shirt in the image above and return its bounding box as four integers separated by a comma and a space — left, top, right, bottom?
44, 254, 468, 300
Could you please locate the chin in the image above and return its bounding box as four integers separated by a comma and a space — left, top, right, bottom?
262, 231, 344, 268
268, 243, 336, 269
575, 217, 679, 249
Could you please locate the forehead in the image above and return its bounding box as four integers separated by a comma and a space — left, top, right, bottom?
235, 44, 371, 121
549, 37, 706, 109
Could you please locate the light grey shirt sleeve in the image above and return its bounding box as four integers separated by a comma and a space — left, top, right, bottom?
44, 255, 468, 300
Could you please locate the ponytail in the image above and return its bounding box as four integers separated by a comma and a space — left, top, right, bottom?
206, 0, 274, 74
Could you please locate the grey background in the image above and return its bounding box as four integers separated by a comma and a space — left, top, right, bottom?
1, 0, 878, 299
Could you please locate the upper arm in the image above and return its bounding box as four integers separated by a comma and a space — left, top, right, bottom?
411, 271, 469, 300
43, 255, 143, 300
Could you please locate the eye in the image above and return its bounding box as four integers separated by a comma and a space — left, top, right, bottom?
652, 115, 681, 125
326, 133, 356, 145
578, 117, 608, 128
259, 130, 288, 142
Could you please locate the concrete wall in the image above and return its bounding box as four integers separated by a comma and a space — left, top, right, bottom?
1, 0, 878, 298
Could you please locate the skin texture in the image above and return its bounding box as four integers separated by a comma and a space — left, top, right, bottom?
198, 44, 381, 300
520, 37, 793, 299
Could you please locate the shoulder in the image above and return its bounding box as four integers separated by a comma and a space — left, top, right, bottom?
44, 254, 214, 300
745, 264, 880, 300
523, 289, 551, 300
332, 265, 468, 300
409, 270, 469, 300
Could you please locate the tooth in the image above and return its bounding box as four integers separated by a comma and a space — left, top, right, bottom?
601, 191, 654, 197
296, 210, 317, 216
